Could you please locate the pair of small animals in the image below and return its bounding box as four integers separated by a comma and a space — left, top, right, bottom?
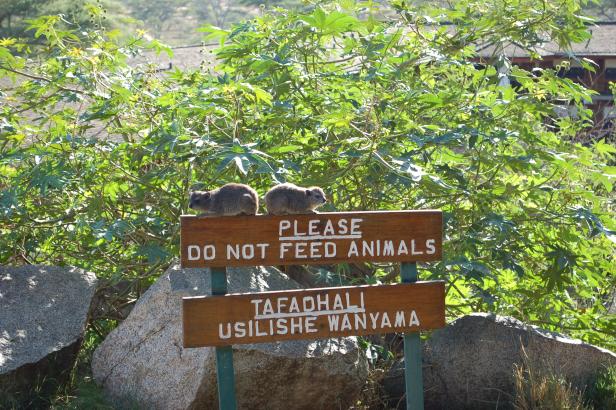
188, 182, 327, 216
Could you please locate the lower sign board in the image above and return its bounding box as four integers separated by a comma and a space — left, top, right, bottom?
183, 281, 445, 347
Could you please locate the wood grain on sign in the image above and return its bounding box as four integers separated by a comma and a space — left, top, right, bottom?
183, 281, 445, 347
180, 210, 442, 268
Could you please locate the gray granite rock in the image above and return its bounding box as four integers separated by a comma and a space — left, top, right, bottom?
92, 264, 368, 410
383, 313, 616, 409
0, 265, 97, 404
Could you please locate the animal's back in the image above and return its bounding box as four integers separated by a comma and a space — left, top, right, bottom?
213, 183, 258, 215
265, 183, 308, 214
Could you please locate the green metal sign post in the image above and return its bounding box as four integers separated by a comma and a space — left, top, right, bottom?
210, 267, 238, 410
401, 262, 424, 410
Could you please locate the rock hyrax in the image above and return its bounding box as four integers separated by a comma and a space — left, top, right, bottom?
264, 183, 327, 215
189, 183, 258, 216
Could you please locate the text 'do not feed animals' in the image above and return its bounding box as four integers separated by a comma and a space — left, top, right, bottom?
180, 210, 442, 267
188, 183, 258, 216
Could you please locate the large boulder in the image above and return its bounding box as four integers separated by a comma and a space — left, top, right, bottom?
0, 265, 97, 405
383, 313, 616, 409
92, 264, 369, 409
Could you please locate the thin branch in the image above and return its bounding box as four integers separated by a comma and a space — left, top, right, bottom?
0, 65, 90, 95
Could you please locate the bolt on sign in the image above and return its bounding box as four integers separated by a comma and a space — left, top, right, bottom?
180, 210, 442, 267
183, 282, 445, 347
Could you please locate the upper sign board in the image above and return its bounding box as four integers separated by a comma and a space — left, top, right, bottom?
180, 211, 442, 268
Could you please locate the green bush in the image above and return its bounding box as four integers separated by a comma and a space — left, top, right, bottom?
0, 0, 614, 352
587, 366, 616, 410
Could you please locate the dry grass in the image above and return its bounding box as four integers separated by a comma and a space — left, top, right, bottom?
352, 367, 391, 409
513, 345, 590, 410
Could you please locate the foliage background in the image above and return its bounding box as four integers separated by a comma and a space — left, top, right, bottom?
0, 0, 615, 406
3, 0, 616, 45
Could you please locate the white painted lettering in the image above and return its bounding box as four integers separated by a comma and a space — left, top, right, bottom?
251, 299, 263, 315
310, 241, 322, 258
203, 245, 216, 260
303, 296, 315, 312
280, 242, 292, 259
338, 219, 348, 234
317, 294, 329, 311
277, 297, 288, 313
426, 239, 436, 255
341, 314, 352, 331
255, 320, 267, 336
347, 241, 358, 257
289, 297, 300, 313
395, 311, 406, 327
325, 242, 336, 257
362, 240, 374, 257
355, 313, 367, 329
219, 323, 232, 339
324, 220, 335, 235
381, 312, 391, 328
398, 240, 408, 255
333, 294, 344, 310
290, 317, 302, 334
350, 218, 363, 235
256, 243, 269, 258
411, 239, 423, 255
409, 310, 420, 326
295, 242, 307, 258
188, 245, 200, 260
279, 220, 291, 236
383, 240, 394, 256
308, 219, 319, 236
241, 244, 254, 259
345, 292, 358, 309
276, 318, 288, 335
305, 317, 317, 333
369, 312, 380, 329
293, 220, 306, 236
263, 299, 274, 315
227, 244, 240, 260
234, 321, 246, 338
328, 314, 340, 331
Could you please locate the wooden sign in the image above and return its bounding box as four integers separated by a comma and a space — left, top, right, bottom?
180, 211, 442, 268
183, 281, 445, 347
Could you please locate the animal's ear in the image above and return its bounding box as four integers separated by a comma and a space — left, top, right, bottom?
203, 192, 211, 199
305, 189, 311, 196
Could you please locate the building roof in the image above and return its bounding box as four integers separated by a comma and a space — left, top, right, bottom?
477, 21, 616, 59
146, 22, 616, 67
